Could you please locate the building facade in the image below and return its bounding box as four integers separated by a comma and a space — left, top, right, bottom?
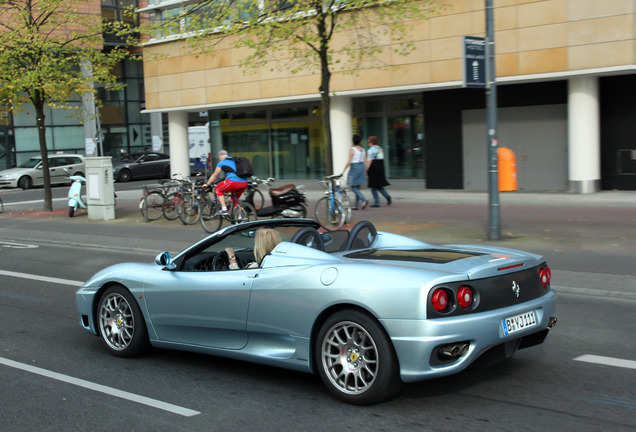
0, 0, 154, 171
137, 0, 636, 192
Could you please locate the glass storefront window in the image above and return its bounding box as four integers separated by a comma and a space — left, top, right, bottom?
222, 129, 270, 179
355, 95, 425, 180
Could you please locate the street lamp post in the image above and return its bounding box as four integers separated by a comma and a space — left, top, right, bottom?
485, 0, 500, 240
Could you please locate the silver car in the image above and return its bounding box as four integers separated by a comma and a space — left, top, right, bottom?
75, 219, 557, 405
0, 154, 85, 189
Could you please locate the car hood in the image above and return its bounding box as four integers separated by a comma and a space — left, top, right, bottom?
0, 167, 31, 176
82, 262, 156, 289
344, 245, 544, 280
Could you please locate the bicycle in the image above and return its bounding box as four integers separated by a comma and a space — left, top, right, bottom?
161, 176, 188, 221
245, 176, 266, 210
199, 182, 257, 233
139, 184, 166, 221
177, 177, 207, 225
314, 174, 353, 231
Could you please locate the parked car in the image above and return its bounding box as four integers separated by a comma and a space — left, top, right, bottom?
112, 152, 171, 182
75, 219, 557, 405
0, 154, 85, 189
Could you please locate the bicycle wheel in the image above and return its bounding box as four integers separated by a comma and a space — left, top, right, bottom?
178, 194, 200, 225
141, 191, 164, 221
251, 189, 265, 210
237, 202, 257, 223
200, 200, 223, 233
162, 192, 180, 220
339, 190, 353, 223
315, 196, 345, 231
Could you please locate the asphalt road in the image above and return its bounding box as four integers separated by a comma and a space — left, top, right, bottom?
1, 180, 636, 430
0, 237, 635, 431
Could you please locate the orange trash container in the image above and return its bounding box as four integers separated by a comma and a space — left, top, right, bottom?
498, 147, 518, 192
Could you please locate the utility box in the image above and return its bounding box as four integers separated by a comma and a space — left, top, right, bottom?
498, 147, 518, 192
86, 157, 115, 220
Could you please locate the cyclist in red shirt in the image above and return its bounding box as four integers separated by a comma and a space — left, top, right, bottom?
204, 150, 248, 215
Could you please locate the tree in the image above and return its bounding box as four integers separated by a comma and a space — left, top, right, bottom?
0, 0, 131, 211
143, 0, 444, 174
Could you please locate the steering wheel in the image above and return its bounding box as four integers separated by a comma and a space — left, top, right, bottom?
210, 251, 229, 271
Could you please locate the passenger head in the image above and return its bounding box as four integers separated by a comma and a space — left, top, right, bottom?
353, 135, 362, 146
254, 228, 282, 264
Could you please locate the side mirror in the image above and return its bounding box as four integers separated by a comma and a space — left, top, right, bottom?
155, 251, 176, 269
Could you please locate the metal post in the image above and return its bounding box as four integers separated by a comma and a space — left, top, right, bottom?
486, 0, 500, 240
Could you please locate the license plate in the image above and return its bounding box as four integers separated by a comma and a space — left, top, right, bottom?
502, 311, 537, 336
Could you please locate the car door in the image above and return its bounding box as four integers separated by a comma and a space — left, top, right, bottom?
137, 153, 163, 178
143, 267, 259, 349
48, 157, 66, 185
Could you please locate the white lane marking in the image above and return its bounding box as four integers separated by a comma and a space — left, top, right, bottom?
0, 269, 83, 287
0, 356, 200, 417
574, 354, 636, 370
0, 241, 39, 249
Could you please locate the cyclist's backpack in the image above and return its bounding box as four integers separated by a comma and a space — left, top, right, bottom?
232, 157, 254, 178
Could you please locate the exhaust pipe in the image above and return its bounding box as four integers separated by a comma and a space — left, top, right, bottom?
548, 316, 557, 328
439, 342, 470, 360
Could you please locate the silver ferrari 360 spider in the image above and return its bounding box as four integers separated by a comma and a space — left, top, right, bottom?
76, 218, 557, 405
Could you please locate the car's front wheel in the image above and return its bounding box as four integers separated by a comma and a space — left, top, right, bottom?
18, 176, 32, 190
315, 310, 402, 405
118, 169, 132, 182
97, 285, 150, 357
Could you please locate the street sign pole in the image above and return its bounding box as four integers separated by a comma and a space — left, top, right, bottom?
485, 0, 500, 240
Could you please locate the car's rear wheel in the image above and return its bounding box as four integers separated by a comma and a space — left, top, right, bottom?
118, 169, 132, 182
18, 176, 32, 190
97, 285, 150, 357
316, 310, 402, 405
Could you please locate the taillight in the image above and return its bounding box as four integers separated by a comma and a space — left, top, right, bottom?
431, 289, 449, 312
539, 266, 551, 288
457, 286, 473, 308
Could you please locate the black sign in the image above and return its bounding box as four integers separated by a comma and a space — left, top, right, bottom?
463, 36, 486, 88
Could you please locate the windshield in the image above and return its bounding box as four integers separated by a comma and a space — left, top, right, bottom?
18, 158, 41, 168
113, 153, 140, 162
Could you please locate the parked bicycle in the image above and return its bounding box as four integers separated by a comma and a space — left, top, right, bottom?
199, 181, 257, 233
176, 176, 210, 225
314, 174, 353, 231
139, 182, 171, 222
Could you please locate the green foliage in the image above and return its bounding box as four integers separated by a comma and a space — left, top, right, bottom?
0, 0, 131, 116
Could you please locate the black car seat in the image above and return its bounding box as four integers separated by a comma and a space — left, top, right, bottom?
291, 227, 325, 251
344, 221, 377, 250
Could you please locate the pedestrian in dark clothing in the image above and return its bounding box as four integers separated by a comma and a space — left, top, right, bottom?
342, 134, 369, 210
366, 136, 392, 207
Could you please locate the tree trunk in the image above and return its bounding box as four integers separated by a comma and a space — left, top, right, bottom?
318, 17, 333, 176
34, 93, 53, 212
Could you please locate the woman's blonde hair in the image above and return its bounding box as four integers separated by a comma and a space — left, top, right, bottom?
254, 228, 282, 264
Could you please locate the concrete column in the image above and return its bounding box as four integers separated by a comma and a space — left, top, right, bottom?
168, 111, 190, 179
568, 76, 601, 193
150, 112, 164, 153
81, 61, 101, 157
329, 96, 353, 174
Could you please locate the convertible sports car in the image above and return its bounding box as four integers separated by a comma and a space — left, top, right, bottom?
76, 219, 557, 405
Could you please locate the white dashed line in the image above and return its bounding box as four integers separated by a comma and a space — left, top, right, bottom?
0, 357, 200, 417
574, 354, 636, 370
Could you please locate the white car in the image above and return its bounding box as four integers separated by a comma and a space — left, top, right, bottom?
0, 154, 85, 189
